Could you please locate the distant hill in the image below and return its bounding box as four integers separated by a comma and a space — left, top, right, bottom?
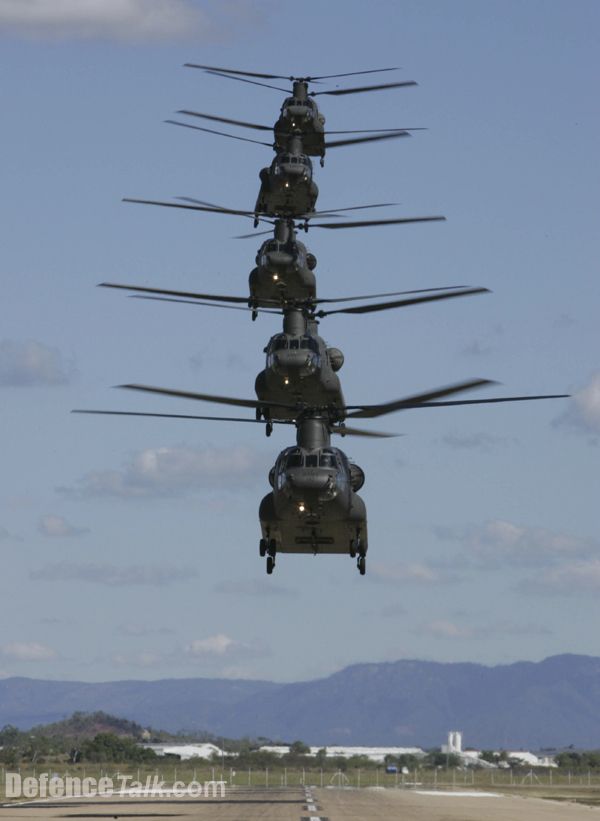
2, 655, 600, 748
29, 710, 145, 740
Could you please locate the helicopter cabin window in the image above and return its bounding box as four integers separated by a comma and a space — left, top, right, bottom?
289, 339, 299, 350
300, 337, 319, 352
286, 451, 303, 468
319, 452, 336, 468
305, 454, 318, 468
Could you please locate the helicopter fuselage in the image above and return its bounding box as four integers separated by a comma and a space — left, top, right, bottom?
255, 152, 318, 217
256, 330, 344, 420
273, 89, 326, 158
249, 230, 317, 306
260, 442, 367, 556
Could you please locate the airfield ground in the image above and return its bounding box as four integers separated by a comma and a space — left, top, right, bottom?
1, 785, 599, 820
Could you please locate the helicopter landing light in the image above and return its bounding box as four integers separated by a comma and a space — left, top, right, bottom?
273, 273, 279, 281
284, 377, 290, 385
298, 503, 306, 513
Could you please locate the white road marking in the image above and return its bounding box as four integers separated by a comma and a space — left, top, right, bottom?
415, 790, 503, 798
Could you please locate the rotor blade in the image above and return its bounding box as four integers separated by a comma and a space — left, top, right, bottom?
324, 131, 410, 149
131, 295, 279, 315
177, 109, 272, 131
326, 127, 426, 134
176, 196, 272, 226
123, 198, 255, 218
346, 379, 496, 419
184, 63, 292, 80
309, 67, 400, 81
118, 384, 298, 412
313, 81, 418, 96
409, 393, 570, 408
234, 228, 275, 239
309, 202, 397, 217
165, 120, 273, 147
313, 285, 470, 305
72, 409, 275, 424
332, 426, 400, 438
204, 70, 291, 93
99, 282, 255, 305
311, 216, 446, 230
317, 288, 489, 317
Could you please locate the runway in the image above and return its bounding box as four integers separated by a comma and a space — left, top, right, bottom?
0, 785, 597, 820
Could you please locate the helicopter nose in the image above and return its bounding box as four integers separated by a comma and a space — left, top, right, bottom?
267, 251, 293, 269
287, 469, 334, 493
273, 352, 316, 377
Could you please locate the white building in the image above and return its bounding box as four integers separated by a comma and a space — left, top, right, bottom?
142, 743, 227, 761
259, 745, 424, 762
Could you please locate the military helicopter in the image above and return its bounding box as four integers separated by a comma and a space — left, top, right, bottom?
181, 64, 421, 164
73, 379, 569, 574
99, 282, 490, 431
256, 134, 319, 217
123, 193, 446, 238
260, 415, 370, 574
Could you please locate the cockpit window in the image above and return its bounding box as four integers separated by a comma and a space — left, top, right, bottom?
319, 453, 336, 468
273, 336, 287, 351
300, 337, 319, 352
286, 451, 303, 468
289, 339, 299, 350
305, 454, 318, 467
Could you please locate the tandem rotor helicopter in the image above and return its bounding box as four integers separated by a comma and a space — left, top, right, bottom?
170, 64, 422, 165
75, 63, 570, 576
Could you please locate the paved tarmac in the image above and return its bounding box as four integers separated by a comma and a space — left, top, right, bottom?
0, 785, 598, 820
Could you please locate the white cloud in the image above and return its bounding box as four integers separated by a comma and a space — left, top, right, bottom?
30, 561, 196, 586
61, 444, 265, 499
521, 559, 600, 596
436, 519, 595, 567
414, 618, 552, 640
555, 372, 600, 436
0, 0, 209, 41
369, 561, 461, 585
0, 339, 74, 386
185, 634, 236, 657
38, 514, 88, 538
0, 641, 56, 661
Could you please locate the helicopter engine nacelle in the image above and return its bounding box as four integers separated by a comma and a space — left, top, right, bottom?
349, 463, 365, 492
328, 348, 344, 372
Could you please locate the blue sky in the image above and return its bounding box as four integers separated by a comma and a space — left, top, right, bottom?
1, 0, 599, 684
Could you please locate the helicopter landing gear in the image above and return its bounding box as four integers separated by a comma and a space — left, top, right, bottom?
265, 420, 273, 437
320, 157, 325, 168
266, 539, 277, 574
349, 539, 357, 558
259, 538, 267, 557
311, 529, 319, 555
251, 309, 258, 321
357, 554, 366, 575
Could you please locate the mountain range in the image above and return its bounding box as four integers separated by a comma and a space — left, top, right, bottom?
2, 654, 600, 749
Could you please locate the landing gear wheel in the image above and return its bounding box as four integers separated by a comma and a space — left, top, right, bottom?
265, 420, 273, 437
266, 555, 275, 575
259, 538, 267, 558
268, 539, 277, 557
349, 540, 357, 559
357, 555, 366, 575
